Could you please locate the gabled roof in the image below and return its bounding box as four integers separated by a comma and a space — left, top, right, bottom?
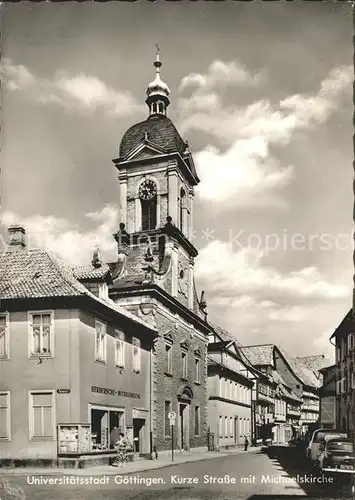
292, 355, 327, 374
73, 264, 111, 281
272, 370, 302, 402
329, 309, 353, 340
0, 249, 156, 332
287, 357, 322, 389
209, 323, 242, 347
240, 343, 321, 389
240, 344, 274, 366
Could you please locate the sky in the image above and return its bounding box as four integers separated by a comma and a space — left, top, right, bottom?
0, 1, 353, 360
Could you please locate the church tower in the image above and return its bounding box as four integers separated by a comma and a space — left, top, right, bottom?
112, 48, 202, 313
110, 50, 210, 455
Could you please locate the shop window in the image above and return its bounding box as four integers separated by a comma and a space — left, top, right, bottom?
115, 332, 125, 368
220, 377, 224, 398
229, 381, 233, 399
91, 408, 124, 451
29, 311, 53, 357
194, 406, 200, 436
0, 314, 9, 359
0, 392, 10, 440
132, 337, 141, 373
29, 391, 54, 440
224, 416, 228, 438
165, 343, 172, 374
95, 321, 107, 363
194, 358, 200, 383
165, 401, 171, 436
230, 417, 233, 438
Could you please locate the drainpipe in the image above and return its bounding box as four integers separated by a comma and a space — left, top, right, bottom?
149, 346, 153, 459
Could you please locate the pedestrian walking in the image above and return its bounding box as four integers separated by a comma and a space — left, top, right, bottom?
244, 435, 249, 451
114, 432, 127, 467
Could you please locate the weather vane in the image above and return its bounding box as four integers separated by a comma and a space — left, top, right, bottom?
155, 43, 160, 55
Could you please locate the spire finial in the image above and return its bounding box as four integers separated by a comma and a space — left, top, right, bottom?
154, 44, 162, 74
146, 45, 170, 116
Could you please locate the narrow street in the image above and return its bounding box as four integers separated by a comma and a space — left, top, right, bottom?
1, 446, 353, 500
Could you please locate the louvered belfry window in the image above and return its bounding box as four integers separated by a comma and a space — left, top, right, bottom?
141, 197, 157, 231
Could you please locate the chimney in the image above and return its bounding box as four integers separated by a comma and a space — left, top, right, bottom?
8, 225, 26, 251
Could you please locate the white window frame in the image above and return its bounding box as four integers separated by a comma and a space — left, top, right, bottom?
132, 337, 141, 373
351, 373, 355, 390
114, 331, 125, 368
348, 334, 355, 351
98, 283, 109, 300
194, 406, 200, 436
219, 416, 223, 437
28, 390, 55, 441
165, 343, 173, 374
0, 313, 10, 360
229, 417, 233, 438
219, 377, 223, 398
28, 311, 54, 358
95, 320, 107, 363
0, 391, 11, 441
181, 351, 188, 379
194, 357, 200, 383
224, 416, 228, 438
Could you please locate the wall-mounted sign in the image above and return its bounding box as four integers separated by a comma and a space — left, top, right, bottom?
57, 389, 71, 394
91, 386, 140, 399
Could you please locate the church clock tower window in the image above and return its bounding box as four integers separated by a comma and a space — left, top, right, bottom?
139, 179, 158, 231
179, 187, 186, 233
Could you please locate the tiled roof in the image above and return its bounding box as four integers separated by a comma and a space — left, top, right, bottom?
272, 370, 302, 402
292, 355, 327, 374
119, 115, 186, 159
0, 249, 156, 331
287, 358, 321, 389
240, 345, 274, 366
209, 323, 242, 346
73, 264, 111, 280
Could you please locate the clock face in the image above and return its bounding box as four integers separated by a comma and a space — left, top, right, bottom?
139, 180, 157, 201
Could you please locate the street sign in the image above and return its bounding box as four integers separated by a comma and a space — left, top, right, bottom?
169, 418, 176, 426
168, 411, 176, 419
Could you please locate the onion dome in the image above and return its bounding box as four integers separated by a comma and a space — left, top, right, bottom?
145, 45, 170, 116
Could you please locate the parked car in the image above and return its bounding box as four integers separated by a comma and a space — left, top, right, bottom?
306, 429, 347, 462
317, 438, 354, 472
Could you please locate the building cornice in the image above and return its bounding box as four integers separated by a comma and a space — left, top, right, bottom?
110, 283, 211, 335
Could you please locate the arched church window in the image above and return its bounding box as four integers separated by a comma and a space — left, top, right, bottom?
139, 180, 158, 231
179, 187, 186, 232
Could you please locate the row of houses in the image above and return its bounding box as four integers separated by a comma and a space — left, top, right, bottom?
0, 56, 328, 466
0, 227, 325, 465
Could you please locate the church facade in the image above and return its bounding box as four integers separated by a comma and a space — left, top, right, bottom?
109, 51, 212, 452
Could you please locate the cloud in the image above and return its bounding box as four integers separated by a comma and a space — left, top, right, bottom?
178, 64, 352, 209
1, 206, 119, 266
194, 137, 294, 206
195, 240, 350, 306
0, 58, 144, 117
179, 59, 264, 92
